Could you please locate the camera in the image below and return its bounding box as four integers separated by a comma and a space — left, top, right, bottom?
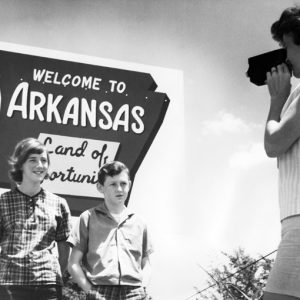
246, 48, 289, 86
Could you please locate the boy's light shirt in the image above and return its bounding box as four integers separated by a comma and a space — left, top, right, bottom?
68, 199, 154, 286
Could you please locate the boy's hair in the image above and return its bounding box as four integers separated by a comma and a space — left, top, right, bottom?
8, 137, 50, 183
98, 161, 130, 185
271, 6, 300, 45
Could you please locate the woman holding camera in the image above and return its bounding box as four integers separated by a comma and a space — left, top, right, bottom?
264, 6, 300, 300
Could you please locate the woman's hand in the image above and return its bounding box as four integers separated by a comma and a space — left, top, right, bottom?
266, 63, 291, 106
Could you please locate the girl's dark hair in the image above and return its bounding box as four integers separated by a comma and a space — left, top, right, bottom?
271, 6, 300, 45
8, 137, 50, 183
98, 161, 130, 185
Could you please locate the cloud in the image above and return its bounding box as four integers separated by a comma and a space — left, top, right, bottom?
228, 142, 269, 169
200, 111, 262, 136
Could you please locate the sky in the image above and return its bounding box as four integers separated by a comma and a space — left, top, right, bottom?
0, 1, 299, 299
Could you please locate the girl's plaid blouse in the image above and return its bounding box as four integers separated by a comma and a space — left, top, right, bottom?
0, 188, 71, 285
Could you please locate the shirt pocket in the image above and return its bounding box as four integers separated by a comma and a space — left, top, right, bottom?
123, 231, 143, 254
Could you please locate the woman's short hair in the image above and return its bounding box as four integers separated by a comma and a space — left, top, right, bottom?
271, 6, 300, 45
97, 161, 130, 185
8, 137, 50, 183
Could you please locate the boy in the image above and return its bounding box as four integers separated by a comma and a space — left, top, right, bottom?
67, 161, 153, 300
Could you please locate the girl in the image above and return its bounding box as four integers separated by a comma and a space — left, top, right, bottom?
0, 138, 71, 300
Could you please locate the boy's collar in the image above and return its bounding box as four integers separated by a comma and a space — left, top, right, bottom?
95, 199, 134, 217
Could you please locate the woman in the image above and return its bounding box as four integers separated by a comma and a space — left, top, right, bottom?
264, 5, 300, 300
0, 138, 71, 300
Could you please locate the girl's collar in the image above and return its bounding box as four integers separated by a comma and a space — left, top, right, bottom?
15, 186, 44, 198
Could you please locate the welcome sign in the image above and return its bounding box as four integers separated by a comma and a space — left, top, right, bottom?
0, 45, 169, 215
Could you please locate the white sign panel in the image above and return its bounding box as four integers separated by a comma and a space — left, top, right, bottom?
39, 133, 120, 197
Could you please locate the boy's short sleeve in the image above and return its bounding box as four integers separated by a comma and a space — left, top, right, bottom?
67, 210, 90, 253
142, 225, 154, 259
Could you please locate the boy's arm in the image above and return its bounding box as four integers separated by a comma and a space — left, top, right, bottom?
141, 256, 152, 287
57, 240, 70, 274
68, 247, 93, 293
